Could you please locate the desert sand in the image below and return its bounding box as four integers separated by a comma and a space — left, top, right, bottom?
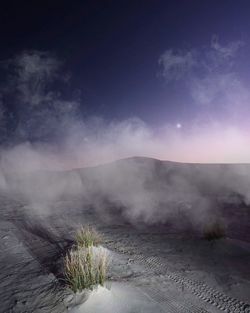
0, 157, 250, 312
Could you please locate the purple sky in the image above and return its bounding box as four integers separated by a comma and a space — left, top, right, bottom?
0, 1, 250, 165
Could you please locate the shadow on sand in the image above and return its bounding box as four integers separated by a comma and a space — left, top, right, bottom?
12, 211, 73, 282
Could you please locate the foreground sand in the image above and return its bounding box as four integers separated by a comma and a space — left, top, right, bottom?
0, 194, 250, 313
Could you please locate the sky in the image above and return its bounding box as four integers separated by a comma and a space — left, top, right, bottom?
0, 0, 250, 166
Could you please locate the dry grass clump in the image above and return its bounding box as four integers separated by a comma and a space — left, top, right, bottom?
64, 246, 108, 293
75, 226, 102, 248
203, 221, 226, 241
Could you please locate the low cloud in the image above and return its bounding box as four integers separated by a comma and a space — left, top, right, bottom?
0, 134, 249, 229
0, 48, 249, 229
159, 49, 197, 82
0, 47, 247, 170
159, 37, 248, 128
210, 35, 243, 62
159, 36, 244, 83
0, 51, 80, 143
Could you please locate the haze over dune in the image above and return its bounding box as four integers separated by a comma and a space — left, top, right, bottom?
1, 156, 249, 242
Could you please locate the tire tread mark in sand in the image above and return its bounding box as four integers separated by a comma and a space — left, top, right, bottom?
106, 240, 212, 313
133, 253, 250, 313
134, 284, 188, 313
140, 282, 210, 313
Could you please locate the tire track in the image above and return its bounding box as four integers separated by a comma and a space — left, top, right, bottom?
104, 234, 250, 313
105, 237, 213, 313
132, 253, 250, 313
137, 276, 211, 313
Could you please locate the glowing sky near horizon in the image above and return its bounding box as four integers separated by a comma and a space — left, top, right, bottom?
0, 1, 250, 165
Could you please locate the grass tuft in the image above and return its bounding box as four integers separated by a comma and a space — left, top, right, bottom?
75, 226, 102, 248
203, 221, 226, 241
64, 246, 108, 293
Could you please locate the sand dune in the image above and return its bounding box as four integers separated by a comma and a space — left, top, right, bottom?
0, 157, 249, 312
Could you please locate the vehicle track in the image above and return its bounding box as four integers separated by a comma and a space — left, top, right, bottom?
108, 244, 212, 313
137, 276, 211, 313
133, 253, 250, 313
104, 234, 250, 313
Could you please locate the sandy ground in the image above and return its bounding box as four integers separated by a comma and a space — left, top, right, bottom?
0, 194, 250, 313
